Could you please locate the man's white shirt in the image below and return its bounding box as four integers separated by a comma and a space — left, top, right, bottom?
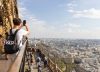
12, 29, 28, 48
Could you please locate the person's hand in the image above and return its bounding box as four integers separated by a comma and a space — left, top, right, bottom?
23, 20, 26, 26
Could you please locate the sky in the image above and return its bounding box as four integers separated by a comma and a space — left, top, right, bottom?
18, 0, 100, 39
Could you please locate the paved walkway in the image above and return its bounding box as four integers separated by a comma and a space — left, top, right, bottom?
33, 52, 52, 72
31, 53, 38, 72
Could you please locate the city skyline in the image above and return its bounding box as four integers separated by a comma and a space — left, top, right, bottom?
18, 0, 100, 39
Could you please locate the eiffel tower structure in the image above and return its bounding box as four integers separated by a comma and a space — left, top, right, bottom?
0, 0, 18, 52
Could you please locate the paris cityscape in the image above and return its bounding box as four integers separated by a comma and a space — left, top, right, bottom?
29, 38, 100, 72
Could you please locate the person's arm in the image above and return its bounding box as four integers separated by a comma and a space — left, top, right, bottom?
19, 24, 30, 35
25, 24, 30, 34
23, 20, 29, 34
25, 24, 29, 31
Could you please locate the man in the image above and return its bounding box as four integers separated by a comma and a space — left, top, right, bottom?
36, 56, 42, 72
7, 18, 29, 60
12, 18, 29, 48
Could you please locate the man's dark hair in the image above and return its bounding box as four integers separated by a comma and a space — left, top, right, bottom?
13, 18, 22, 25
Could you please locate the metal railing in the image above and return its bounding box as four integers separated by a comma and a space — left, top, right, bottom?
48, 58, 63, 72
19, 43, 26, 72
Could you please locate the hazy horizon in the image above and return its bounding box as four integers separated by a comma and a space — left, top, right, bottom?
29, 37, 100, 40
